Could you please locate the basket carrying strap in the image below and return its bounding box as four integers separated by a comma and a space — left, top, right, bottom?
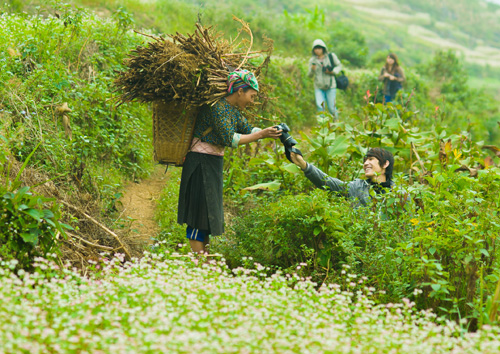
189, 126, 213, 151
165, 127, 214, 173
201, 127, 213, 137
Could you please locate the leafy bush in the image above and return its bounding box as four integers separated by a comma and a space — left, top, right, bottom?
217, 168, 500, 326
214, 190, 350, 273
212, 101, 500, 326
0, 7, 154, 213
0, 185, 70, 269
324, 21, 368, 67
0, 144, 71, 269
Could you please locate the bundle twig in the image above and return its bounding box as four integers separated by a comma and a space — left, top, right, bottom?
114, 17, 273, 107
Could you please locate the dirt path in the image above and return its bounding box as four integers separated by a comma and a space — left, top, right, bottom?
119, 164, 168, 242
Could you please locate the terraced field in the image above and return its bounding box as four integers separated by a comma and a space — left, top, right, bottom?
338, 0, 500, 67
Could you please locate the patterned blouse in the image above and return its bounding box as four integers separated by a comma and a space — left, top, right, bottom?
193, 98, 257, 148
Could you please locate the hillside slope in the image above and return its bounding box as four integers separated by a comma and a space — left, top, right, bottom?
15, 0, 498, 83
336, 0, 500, 70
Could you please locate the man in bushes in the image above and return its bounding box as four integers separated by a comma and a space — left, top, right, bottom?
290, 148, 394, 207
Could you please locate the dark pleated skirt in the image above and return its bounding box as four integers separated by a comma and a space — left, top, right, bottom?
177, 152, 224, 236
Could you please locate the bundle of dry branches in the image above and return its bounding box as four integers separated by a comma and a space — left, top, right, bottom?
114, 18, 273, 107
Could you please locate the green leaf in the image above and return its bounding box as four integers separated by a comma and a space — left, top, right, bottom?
429, 247, 436, 255
43, 210, 55, 219
326, 136, 349, 157
384, 118, 400, 130
21, 231, 38, 244
23, 208, 43, 221
480, 249, 490, 257
243, 180, 281, 192
313, 227, 321, 236
248, 157, 266, 166
46, 218, 56, 228
60, 222, 74, 230
2, 192, 14, 200
16, 186, 30, 197
281, 163, 300, 174
431, 284, 441, 291
13, 142, 41, 187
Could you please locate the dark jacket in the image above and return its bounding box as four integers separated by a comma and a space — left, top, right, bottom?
378, 66, 405, 98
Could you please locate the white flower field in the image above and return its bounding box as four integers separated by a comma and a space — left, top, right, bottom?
1, 252, 499, 354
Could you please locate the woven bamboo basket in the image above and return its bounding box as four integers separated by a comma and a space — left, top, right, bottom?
152, 100, 199, 166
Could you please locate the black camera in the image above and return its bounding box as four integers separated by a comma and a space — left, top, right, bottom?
275, 123, 297, 149
275, 123, 301, 163
322, 65, 333, 73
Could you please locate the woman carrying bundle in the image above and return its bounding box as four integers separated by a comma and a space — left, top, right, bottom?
378, 53, 405, 104
177, 70, 281, 254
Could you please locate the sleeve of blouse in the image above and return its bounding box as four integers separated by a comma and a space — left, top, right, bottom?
210, 104, 235, 147
231, 127, 262, 148
397, 67, 406, 83
236, 114, 254, 135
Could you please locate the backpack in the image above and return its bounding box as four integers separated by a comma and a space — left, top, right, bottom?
328, 53, 349, 90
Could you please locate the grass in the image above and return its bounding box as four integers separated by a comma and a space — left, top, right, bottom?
468, 77, 500, 98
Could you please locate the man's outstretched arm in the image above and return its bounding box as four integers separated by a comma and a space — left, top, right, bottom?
290, 152, 347, 193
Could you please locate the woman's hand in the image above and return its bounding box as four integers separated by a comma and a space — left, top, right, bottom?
260, 126, 282, 139
290, 152, 307, 170
238, 127, 281, 145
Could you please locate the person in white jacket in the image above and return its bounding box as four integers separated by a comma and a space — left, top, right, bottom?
308, 39, 342, 119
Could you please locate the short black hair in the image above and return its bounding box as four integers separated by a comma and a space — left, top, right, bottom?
364, 148, 394, 180
313, 45, 326, 54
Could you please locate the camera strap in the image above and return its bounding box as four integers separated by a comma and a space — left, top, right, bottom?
285, 146, 303, 163
328, 53, 336, 70
328, 53, 336, 88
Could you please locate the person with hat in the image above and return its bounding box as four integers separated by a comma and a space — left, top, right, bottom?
177, 70, 282, 254
308, 39, 343, 119
290, 148, 395, 207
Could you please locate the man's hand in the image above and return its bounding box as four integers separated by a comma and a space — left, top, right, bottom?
290, 152, 307, 170
311, 63, 317, 70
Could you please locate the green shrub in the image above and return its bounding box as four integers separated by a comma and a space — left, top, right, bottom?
0, 8, 154, 215
212, 101, 500, 326
0, 144, 71, 269
214, 190, 351, 275
0, 185, 70, 269
216, 166, 500, 326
